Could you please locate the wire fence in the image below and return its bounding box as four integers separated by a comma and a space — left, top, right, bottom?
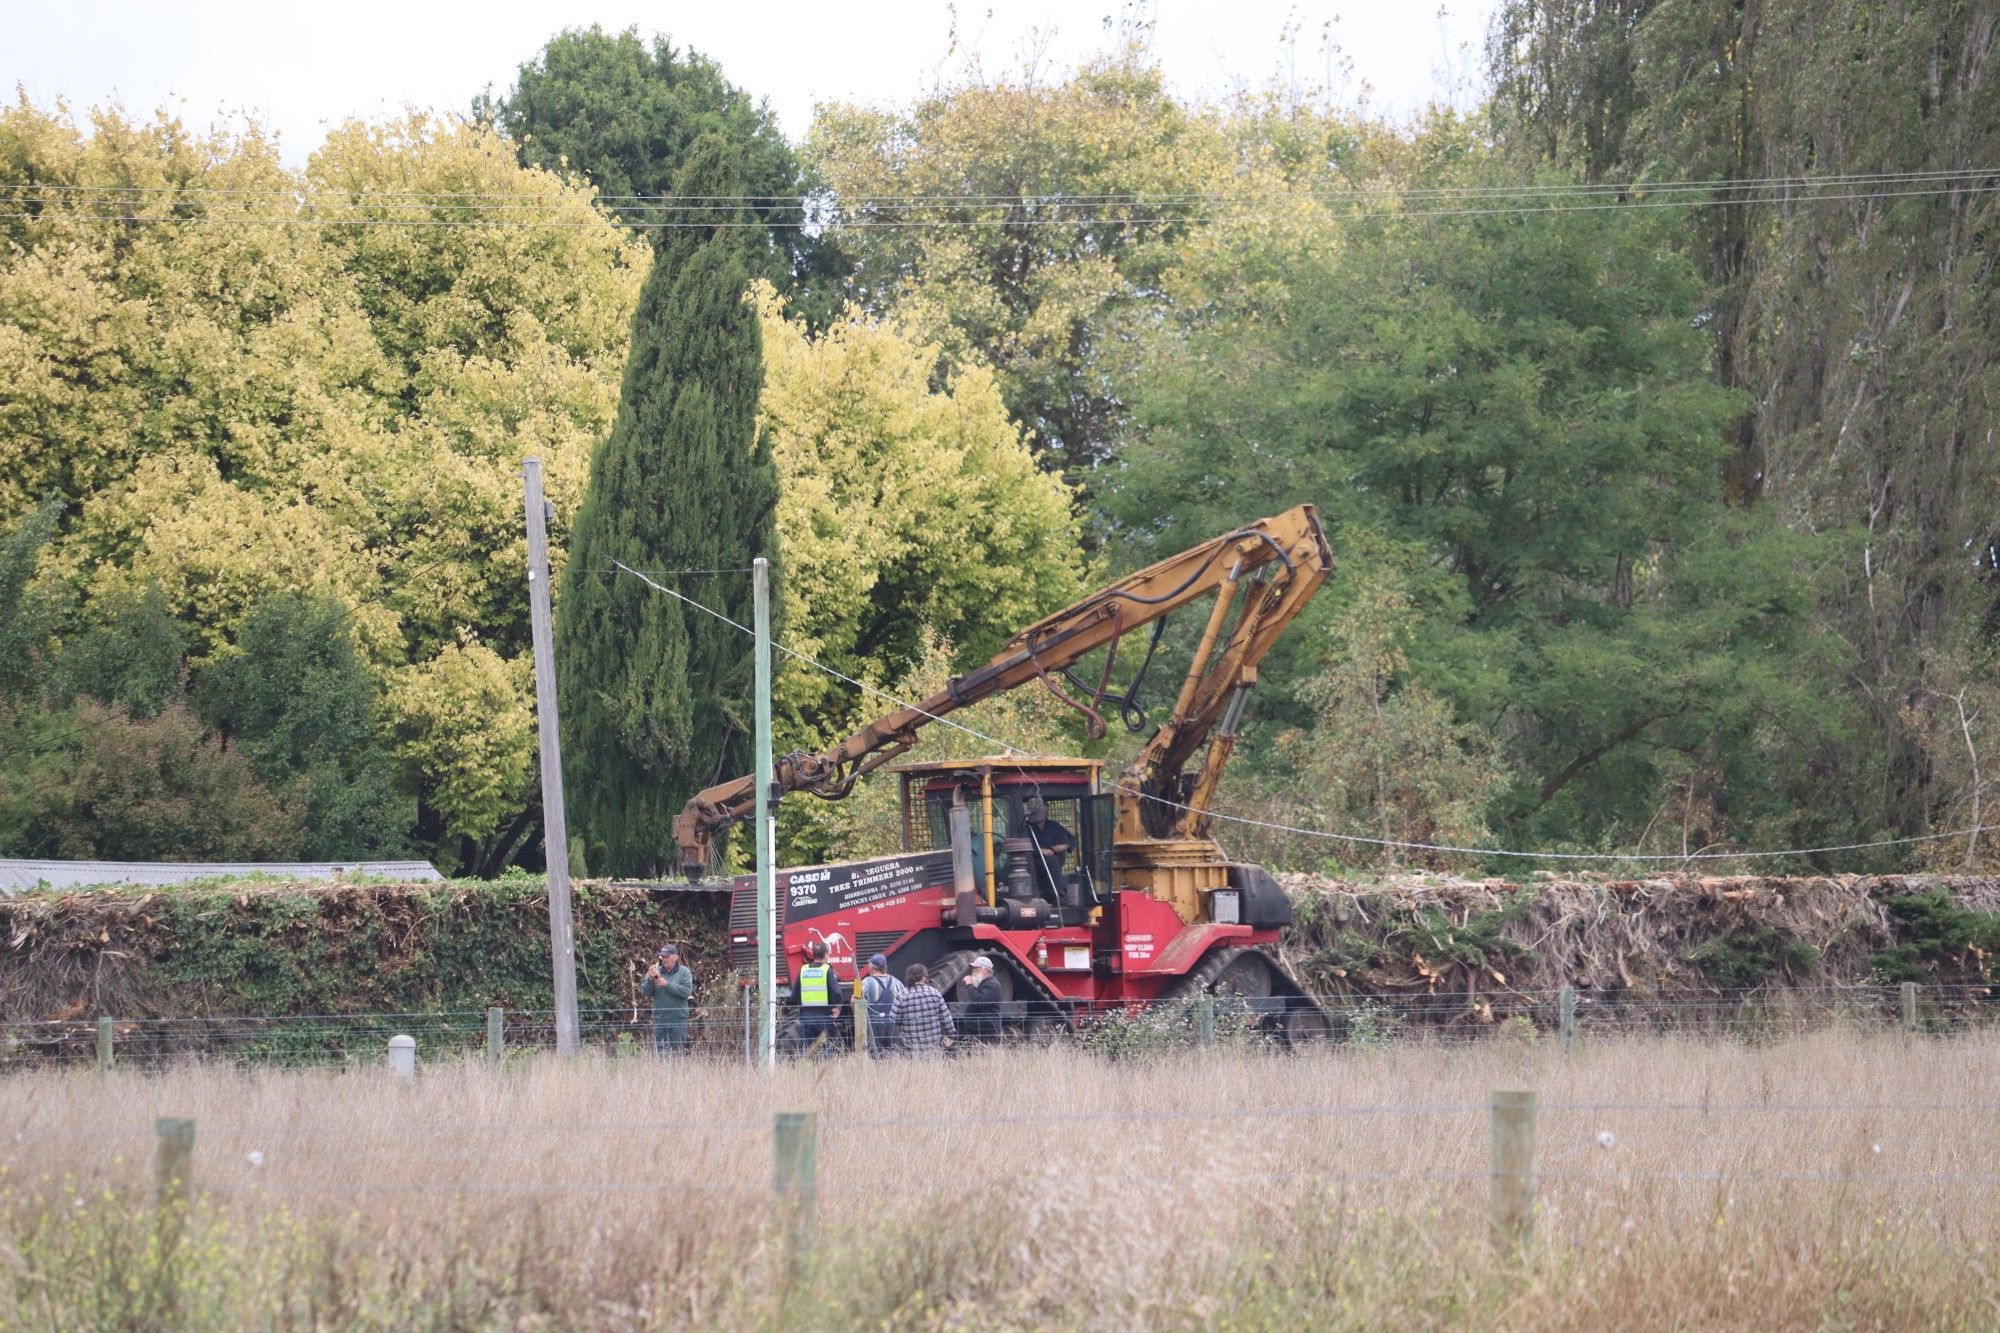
3, 980, 1996, 1072
15, 1096, 2000, 1207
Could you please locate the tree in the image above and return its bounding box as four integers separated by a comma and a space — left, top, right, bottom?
0, 498, 60, 701
752, 284, 1081, 754
0, 98, 646, 870
53, 585, 186, 721
556, 134, 777, 877
195, 592, 412, 859
0, 702, 305, 861
1114, 127, 1837, 855
805, 44, 1238, 484
1489, 0, 2000, 848
481, 26, 845, 326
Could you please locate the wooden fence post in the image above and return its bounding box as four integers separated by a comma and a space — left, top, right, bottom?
487, 1008, 504, 1066
97, 1017, 113, 1074
1196, 994, 1216, 1047
1901, 981, 1918, 1034
1490, 1090, 1538, 1252
853, 986, 870, 1057
1559, 987, 1576, 1053
154, 1117, 195, 1209
774, 1111, 817, 1268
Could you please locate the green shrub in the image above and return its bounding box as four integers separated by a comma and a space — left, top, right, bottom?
1684, 926, 1818, 989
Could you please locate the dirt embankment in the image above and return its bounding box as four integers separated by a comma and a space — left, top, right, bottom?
3, 872, 1995, 1024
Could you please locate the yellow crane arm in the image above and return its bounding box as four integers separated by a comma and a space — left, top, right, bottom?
671, 505, 1332, 875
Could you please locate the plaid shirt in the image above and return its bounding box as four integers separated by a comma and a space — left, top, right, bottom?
888, 982, 956, 1052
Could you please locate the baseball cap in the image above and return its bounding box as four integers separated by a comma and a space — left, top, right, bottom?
869, 953, 890, 969
971, 955, 993, 970
659, 944, 678, 958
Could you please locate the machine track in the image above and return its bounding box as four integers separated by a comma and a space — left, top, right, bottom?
1160, 945, 1332, 1047
929, 948, 1071, 1041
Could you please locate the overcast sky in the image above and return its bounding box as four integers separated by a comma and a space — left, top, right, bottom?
10, 1, 1497, 165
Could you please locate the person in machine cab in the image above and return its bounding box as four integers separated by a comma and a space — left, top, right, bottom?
795, 941, 848, 1055
960, 955, 1003, 1041
1022, 795, 1073, 895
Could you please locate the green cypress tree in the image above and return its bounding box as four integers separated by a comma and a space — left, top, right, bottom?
556, 133, 777, 877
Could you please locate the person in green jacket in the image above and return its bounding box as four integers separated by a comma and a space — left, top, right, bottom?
641, 944, 695, 1055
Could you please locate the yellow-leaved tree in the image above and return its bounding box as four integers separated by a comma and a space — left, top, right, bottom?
0, 97, 646, 870
753, 285, 1084, 860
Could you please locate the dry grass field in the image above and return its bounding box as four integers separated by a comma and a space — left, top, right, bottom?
2, 1032, 1997, 1330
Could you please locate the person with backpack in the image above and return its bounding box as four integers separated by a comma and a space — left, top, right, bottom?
858, 953, 905, 1057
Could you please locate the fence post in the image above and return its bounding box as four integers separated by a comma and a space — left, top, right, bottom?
853, 986, 870, 1057
1196, 994, 1216, 1047
774, 1111, 817, 1269
154, 1117, 195, 1208
743, 981, 755, 1067
1490, 1090, 1538, 1252
1559, 987, 1576, 1053
1901, 981, 1918, 1034
487, 1008, 504, 1066
388, 1034, 416, 1078
97, 1016, 113, 1073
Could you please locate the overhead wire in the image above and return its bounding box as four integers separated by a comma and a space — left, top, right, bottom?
6, 181, 1996, 230
1, 164, 1995, 233
601, 558, 1986, 867
9, 165, 1997, 207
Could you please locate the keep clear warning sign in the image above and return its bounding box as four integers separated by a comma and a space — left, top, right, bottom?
1122, 932, 1156, 963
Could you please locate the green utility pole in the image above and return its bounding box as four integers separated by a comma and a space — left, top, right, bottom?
754, 556, 776, 1069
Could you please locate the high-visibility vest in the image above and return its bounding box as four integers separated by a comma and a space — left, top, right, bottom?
799, 963, 831, 1006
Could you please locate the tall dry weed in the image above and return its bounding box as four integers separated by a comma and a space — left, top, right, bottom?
1, 1034, 1995, 1328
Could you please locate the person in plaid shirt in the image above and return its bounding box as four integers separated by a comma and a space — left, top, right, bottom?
889, 963, 956, 1055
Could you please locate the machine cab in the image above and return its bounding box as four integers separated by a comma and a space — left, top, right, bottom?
890, 757, 1114, 927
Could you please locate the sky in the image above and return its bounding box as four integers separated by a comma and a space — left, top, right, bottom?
9, 0, 1497, 164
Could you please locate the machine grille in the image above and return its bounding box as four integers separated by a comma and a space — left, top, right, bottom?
726, 881, 785, 973
855, 930, 904, 961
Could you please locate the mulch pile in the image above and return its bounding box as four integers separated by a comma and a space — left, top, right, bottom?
4, 871, 1993, 1026
1273, 871, 2000, 998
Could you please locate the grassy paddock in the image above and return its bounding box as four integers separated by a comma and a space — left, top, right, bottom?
2, 1034, 1997, 1329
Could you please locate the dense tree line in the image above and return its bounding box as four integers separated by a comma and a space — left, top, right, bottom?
2, 12, 1992, 874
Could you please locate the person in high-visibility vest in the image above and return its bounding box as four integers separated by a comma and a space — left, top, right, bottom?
795, 941, 849, 1055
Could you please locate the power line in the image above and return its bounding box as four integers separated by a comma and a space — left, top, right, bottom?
4, 181, 1996, 231
10, 165, 1996, 207
604, 558, 1986, 867
3, 171, 1984, 233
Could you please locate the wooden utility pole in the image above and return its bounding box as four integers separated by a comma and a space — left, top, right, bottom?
524, 458, 580, 1058
754, 556, 777, 1069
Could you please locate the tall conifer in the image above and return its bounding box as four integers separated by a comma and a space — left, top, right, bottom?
556, 133, 777, 876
